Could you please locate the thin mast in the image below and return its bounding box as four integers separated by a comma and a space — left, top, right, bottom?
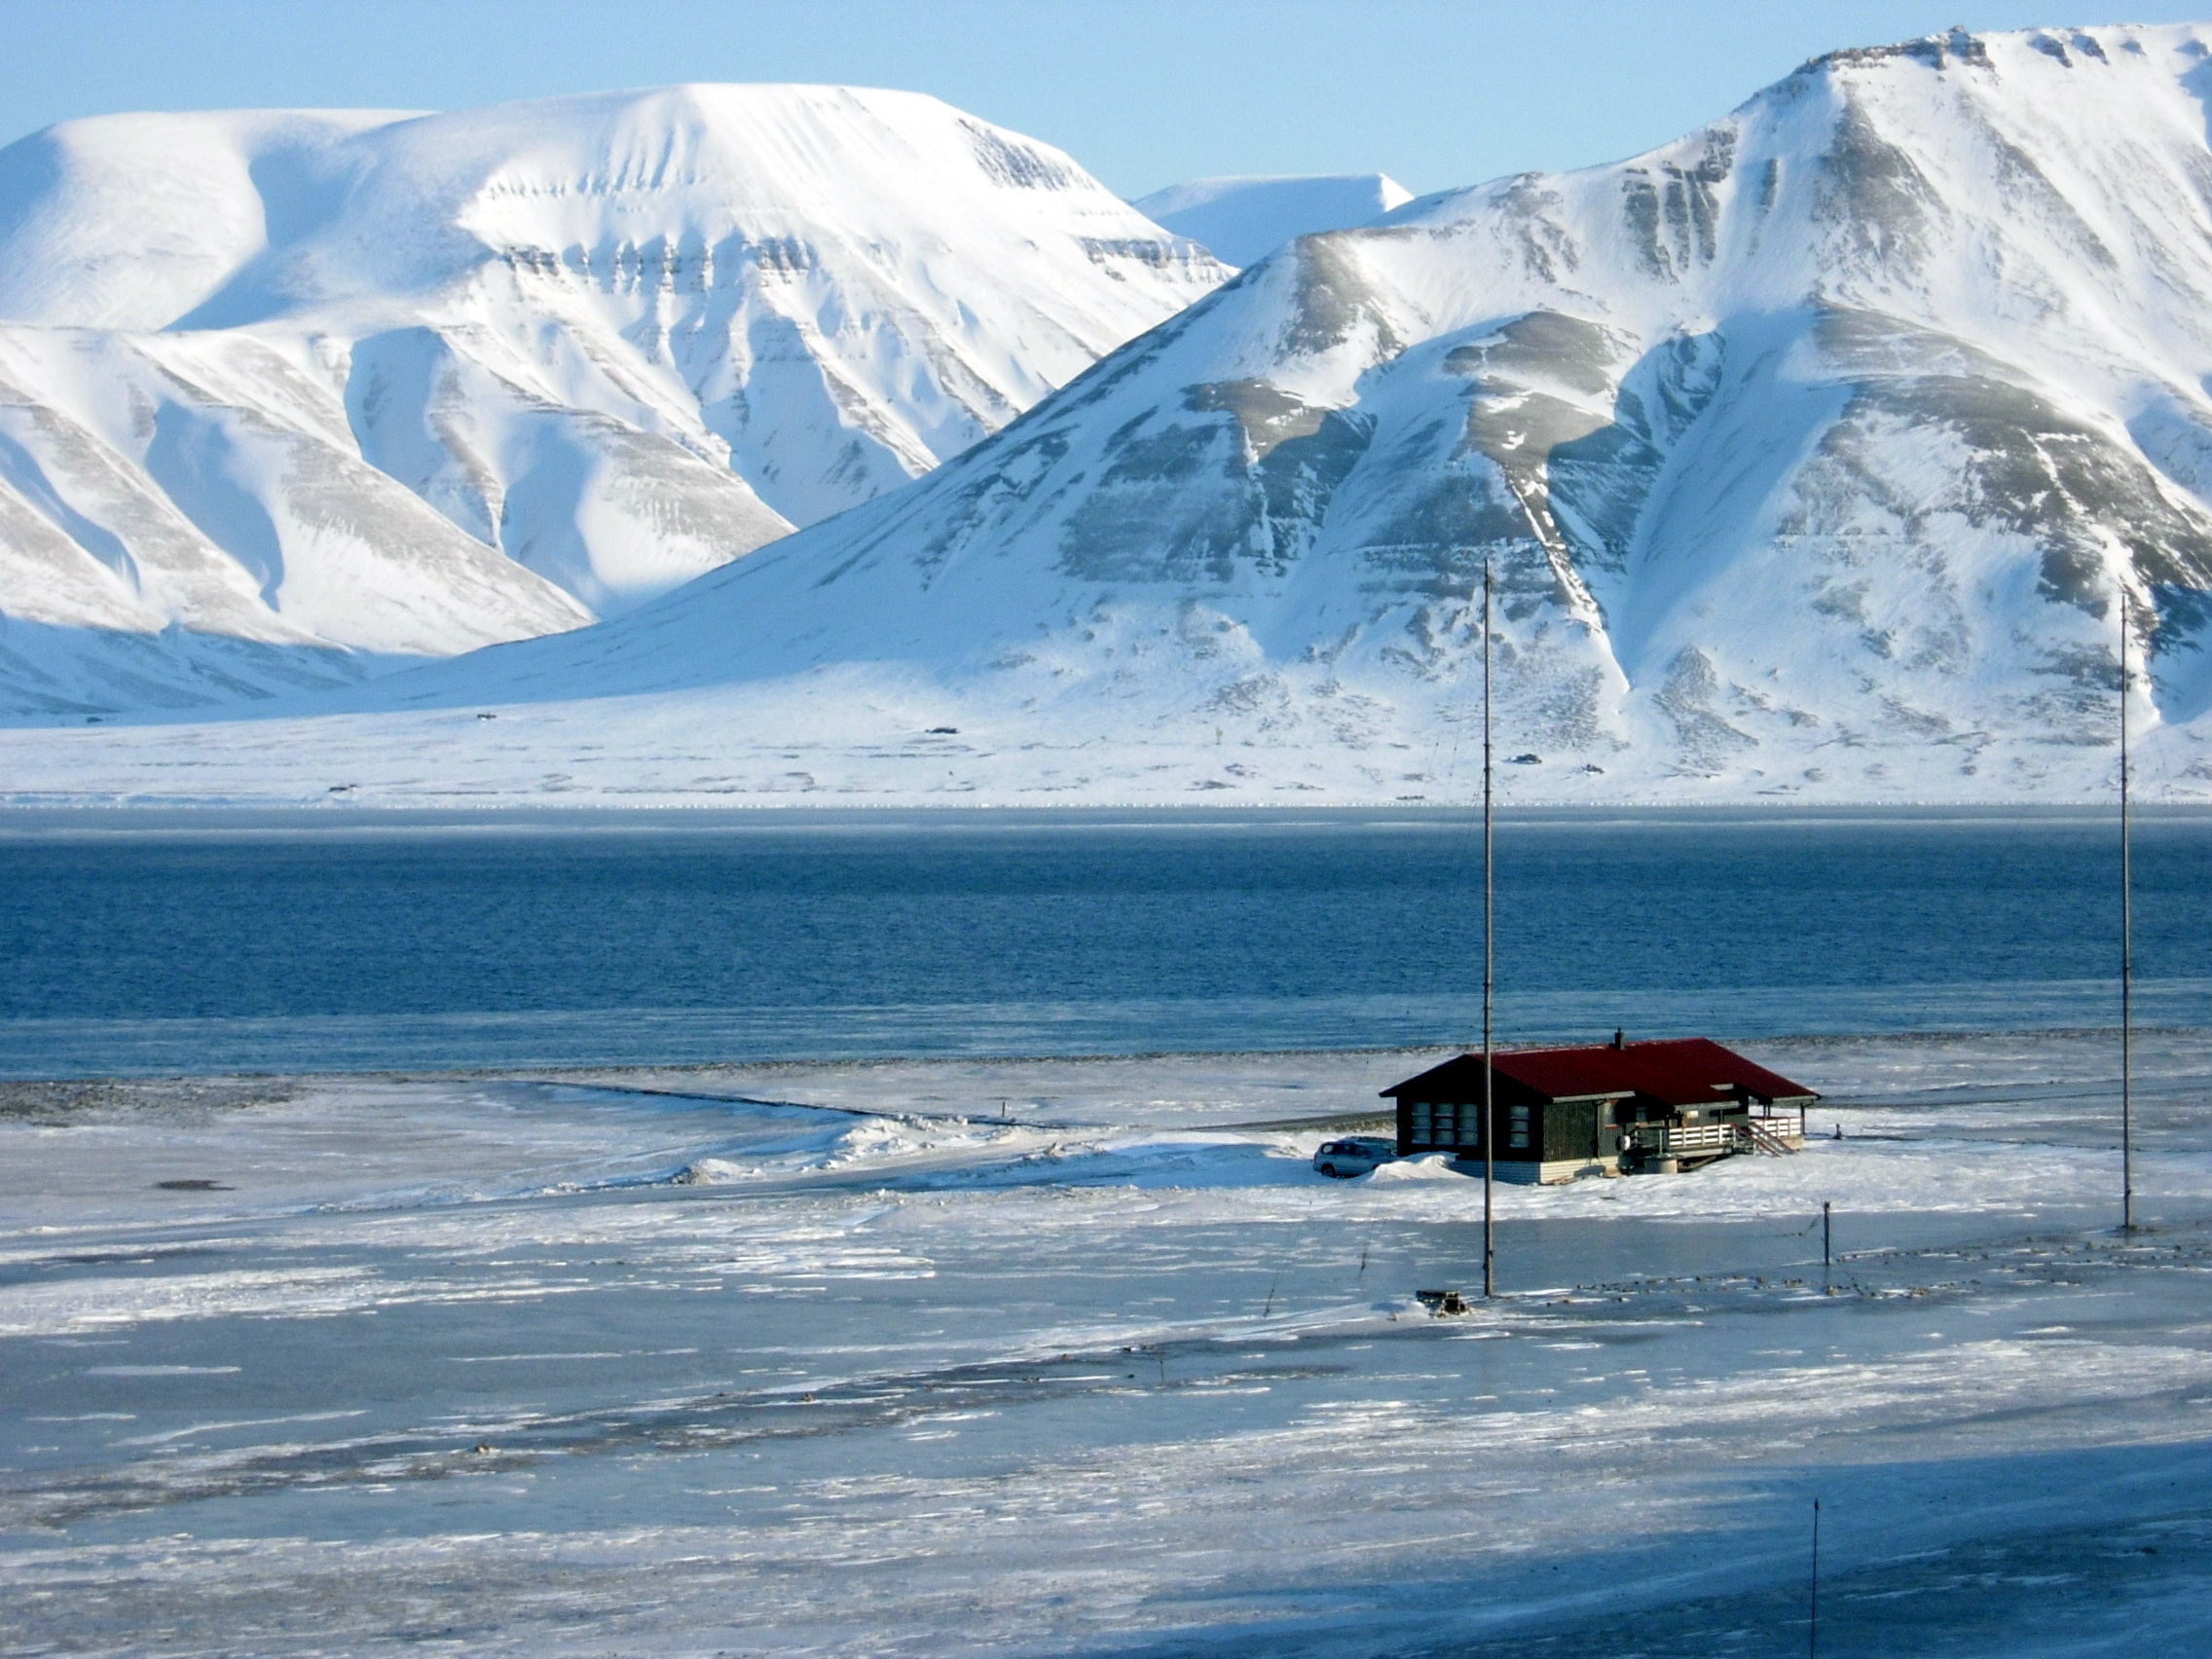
2121, 590, 2134, 1232
1483, 559, 1495, 1299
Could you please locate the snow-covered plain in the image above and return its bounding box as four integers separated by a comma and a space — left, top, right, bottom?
0, 663, 2201, 807
7, 1031, 2212, 1654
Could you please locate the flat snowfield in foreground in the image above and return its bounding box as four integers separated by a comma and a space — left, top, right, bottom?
4, 1033, 2211, 1655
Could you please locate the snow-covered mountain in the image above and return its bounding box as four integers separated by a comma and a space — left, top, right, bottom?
255, 22, 2212, 808
0, 86, 1227, 715
1130, 173, 1412, 268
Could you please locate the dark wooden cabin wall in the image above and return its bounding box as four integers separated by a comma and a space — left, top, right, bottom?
1543, 1100, 1604, 1161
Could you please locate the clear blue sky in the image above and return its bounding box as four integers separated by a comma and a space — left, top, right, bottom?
6, 2, 2209, 198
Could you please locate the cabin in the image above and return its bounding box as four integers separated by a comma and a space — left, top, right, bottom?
1381, 1036, 1819, 1183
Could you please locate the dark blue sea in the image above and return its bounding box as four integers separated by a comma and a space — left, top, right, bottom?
0, 806, 2203, 1079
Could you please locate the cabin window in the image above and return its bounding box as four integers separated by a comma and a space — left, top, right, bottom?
1406, 1100, 1481, 1147
1508, 1104, 1530, 1149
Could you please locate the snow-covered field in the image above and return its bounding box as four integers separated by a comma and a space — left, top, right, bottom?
2, 667, 2202, 808
5, 1030, 2212, 1654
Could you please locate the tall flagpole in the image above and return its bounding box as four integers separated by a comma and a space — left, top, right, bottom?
2121, 590, 2135, 1232
1482, 559, 1495, 1299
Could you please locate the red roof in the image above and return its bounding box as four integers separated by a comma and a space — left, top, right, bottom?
1382, 1038, 1818, 1108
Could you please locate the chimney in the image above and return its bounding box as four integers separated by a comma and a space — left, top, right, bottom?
1611, 1028, 1625, 1050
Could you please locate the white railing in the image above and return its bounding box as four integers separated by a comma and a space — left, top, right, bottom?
1740, 1117, 1804, 1155
1630, 1122, 1738, 1157
1630, 1118, 1803, 1159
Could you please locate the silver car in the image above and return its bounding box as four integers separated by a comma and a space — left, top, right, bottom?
1312, 1135, 1396, 1178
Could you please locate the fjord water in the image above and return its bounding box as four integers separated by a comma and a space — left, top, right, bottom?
0, 808, 2204, 1079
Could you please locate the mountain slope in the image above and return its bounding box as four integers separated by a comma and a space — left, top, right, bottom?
0, 86, 1228, 715
296, 23, 2212, 805
1131, 173, 1412, 267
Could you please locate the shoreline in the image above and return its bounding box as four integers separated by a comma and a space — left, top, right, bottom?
3, 799, 2208, 827
0, 1019, 2196, 1089
0, 1018, 2192, 1101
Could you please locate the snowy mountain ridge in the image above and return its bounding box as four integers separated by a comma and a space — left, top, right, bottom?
0, 85, 1228, 714
1130, 173, 1412, 267
206, 20, 2212, 809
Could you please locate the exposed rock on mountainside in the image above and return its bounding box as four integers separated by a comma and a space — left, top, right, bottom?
0, 86, 1227, 714
350, 24, 2212, 803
